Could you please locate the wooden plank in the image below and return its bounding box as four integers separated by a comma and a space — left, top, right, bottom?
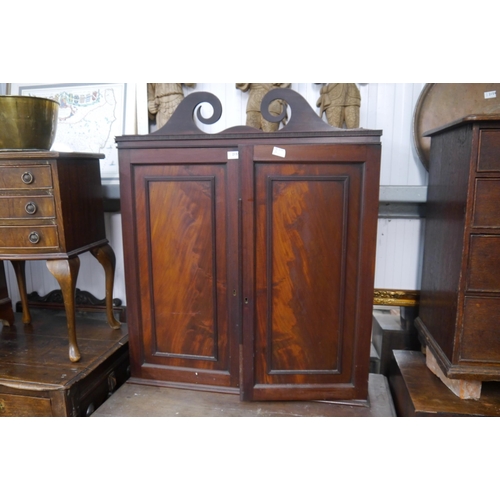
389, 350, 500, 417
92, 374, 396, 417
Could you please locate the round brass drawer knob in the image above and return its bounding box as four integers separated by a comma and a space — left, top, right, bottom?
28, 231, 40, 244
25, 202, 37, 215
21, 171, 34, 184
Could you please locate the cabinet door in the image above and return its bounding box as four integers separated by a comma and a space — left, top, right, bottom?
240, 144, 380, 401
129, 148, 240, 390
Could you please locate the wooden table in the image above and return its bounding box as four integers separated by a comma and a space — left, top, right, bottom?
0, 309, 129, 417
389, 350, 500, 417
0, 151, 120, 362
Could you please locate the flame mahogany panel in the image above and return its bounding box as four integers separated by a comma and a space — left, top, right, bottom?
241, 143, 380, 401
256, 167, 351, 379
131, 153, 239, 390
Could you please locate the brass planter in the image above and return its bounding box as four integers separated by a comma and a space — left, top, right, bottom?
0, 95, 59, 150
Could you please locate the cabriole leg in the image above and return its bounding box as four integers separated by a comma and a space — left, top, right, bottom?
10, 260, 31, 324
90, 243, 121, 329
46, 257, 81, 362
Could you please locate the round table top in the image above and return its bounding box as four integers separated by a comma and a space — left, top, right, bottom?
413, 83, 500, 169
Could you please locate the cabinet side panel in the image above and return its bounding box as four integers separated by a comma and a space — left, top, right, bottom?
55, 158, 107, 251
418, 126, 472, 361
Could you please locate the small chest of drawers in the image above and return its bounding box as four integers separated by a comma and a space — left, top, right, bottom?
0, 151, 121, 362
416, 115, 500, 382
0, 153, 105, 255
0, 161, 59, 251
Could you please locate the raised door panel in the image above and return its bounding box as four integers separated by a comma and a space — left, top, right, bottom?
131, 149, 239, 390
241, 144, 381, 401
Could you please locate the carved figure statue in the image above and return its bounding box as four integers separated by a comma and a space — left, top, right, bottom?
316, 83, 361, 128
148, 83, 195, 129
236, 83, 290, 131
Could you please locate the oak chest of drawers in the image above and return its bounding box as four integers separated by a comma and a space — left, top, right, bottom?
0, 151, 120, 362
416, 115, 500, 382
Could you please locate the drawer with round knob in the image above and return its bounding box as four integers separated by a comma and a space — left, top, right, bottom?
0, 164, 53, 190
0, 226, 59, 250
0, 394, 53, 417
0, 195, 56, 219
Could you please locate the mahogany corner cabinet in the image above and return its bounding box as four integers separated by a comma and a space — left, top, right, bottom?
116, 89, 382, 401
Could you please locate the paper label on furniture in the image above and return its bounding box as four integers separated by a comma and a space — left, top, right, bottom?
227, 151, 239, 160
272, 147, 286, 158
484, 91, 497, 99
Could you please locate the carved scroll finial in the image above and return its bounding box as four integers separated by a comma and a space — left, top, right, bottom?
261, 88, 335, 133
152, 91, 223, 135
